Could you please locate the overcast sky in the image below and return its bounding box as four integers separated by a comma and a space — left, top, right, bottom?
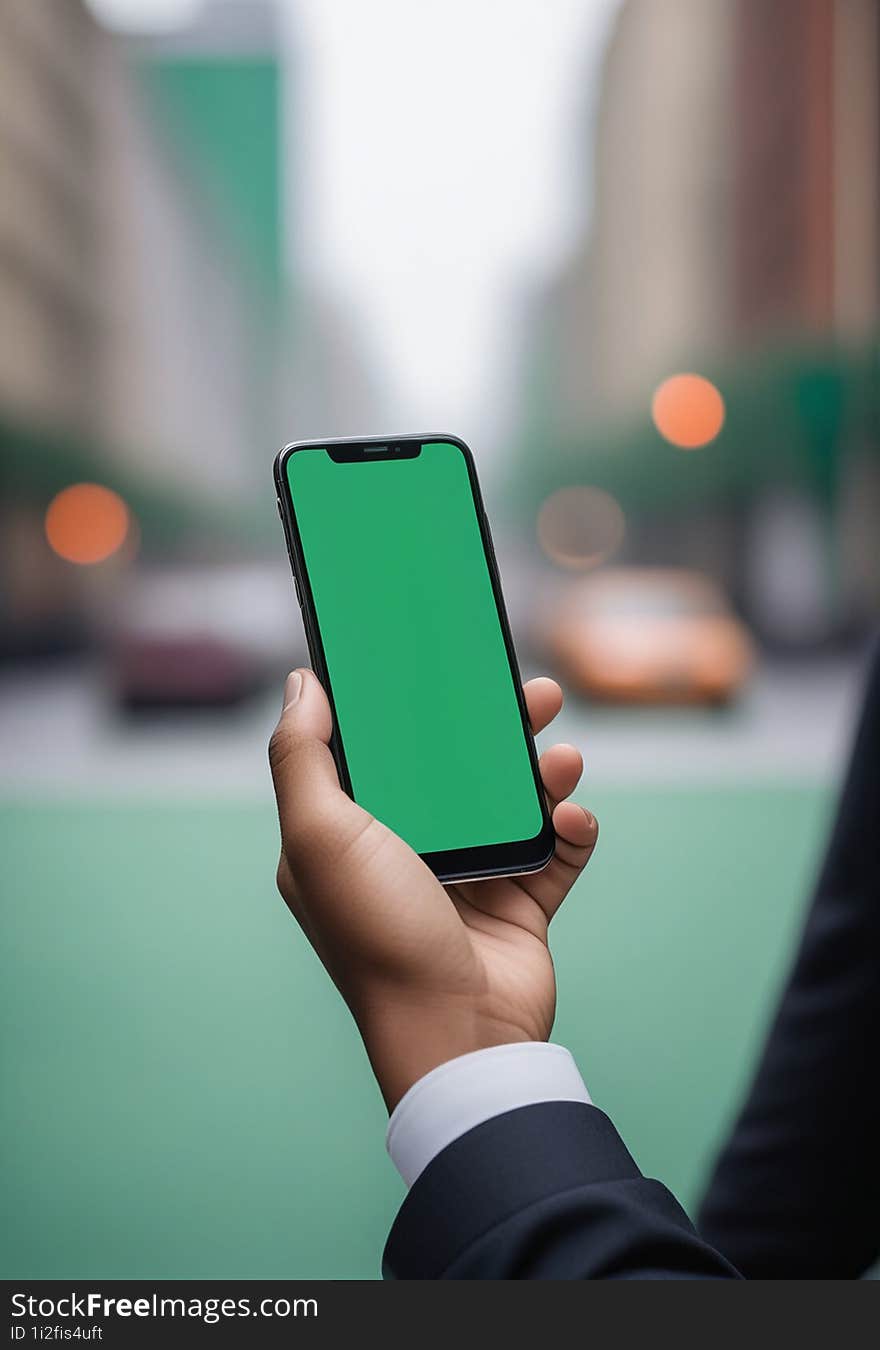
86, 0, 619, 446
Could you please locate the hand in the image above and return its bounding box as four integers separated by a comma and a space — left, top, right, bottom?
269, 668, 598, 1111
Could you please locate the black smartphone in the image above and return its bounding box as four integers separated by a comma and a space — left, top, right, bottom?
273, 434, 555, 884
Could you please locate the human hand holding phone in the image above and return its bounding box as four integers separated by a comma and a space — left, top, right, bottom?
269, 667, 597, 1112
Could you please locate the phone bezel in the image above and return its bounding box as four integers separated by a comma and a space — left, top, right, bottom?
273, 432, 556, 884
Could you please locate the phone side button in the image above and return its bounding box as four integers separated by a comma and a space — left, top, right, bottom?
293, 573, 303, 606
484, 521, 499, 573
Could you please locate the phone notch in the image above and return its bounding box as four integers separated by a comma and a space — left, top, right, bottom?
327, 440, 422, 463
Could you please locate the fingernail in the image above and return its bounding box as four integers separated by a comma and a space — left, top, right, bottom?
282, 670, 303, 710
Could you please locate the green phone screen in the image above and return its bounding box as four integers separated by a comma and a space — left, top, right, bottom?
286, 440, 544, 856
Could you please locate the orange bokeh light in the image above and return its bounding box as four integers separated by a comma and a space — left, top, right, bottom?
651, 373, 725, 449
45, 483, 130, 565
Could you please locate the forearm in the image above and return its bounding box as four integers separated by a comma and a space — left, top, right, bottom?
383, 1044, 741, 1280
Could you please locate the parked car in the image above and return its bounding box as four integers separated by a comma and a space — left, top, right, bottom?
107, 563, 305, 711
544, 567, 753, 705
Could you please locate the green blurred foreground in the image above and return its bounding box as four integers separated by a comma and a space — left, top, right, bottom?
1, 786, 829, 1279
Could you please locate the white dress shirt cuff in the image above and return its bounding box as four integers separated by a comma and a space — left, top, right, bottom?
385, 1041, 591, 1187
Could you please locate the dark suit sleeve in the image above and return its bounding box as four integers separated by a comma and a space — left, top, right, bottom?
697, 640, 880, 1278
383, 1101, 740, 1279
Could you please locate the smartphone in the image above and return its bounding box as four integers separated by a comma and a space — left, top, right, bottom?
273, 434, 555, 884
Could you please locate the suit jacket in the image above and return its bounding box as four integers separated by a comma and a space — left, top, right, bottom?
383, 1101, 740, 1279
697, 640, 880, 1278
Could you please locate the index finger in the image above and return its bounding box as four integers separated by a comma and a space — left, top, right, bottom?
523, 676, 564, 736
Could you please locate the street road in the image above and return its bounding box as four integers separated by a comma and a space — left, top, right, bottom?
0, 653, 865, 797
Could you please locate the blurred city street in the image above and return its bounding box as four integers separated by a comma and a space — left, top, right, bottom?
0, 653, 864, 796
1, 0, 877, 1284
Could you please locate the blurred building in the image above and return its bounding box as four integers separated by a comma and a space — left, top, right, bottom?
0, 0, 286, 656
558, 0, 735, 423
731, 0, 880, 641
134, 0, 282, 292
0, 0, 281, 495
98, 46, 272, 498
517, 0, 880, 649
734, 0, 878, 343
545, 0, 879, 420
133, 1, 381, 456
0, 1, 106, 439
108, 0, 286, 495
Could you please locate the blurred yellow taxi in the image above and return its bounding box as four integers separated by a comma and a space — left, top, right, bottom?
546, 567, 753, 705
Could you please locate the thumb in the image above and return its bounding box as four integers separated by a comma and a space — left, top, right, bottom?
268, 668, 345, 831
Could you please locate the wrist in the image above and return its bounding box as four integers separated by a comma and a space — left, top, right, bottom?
355, 992, 538, 1112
